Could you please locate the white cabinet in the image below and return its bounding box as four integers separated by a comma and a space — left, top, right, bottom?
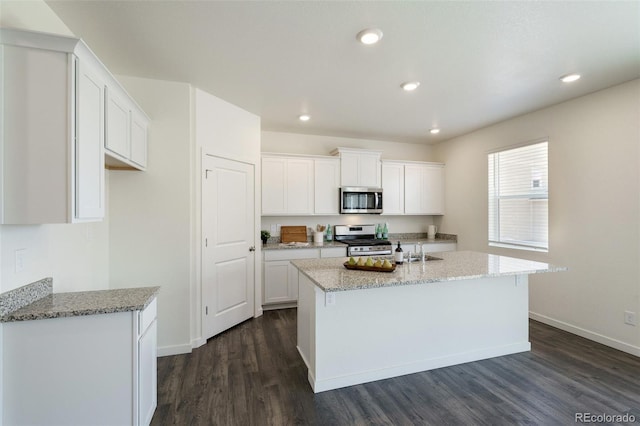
381, 160, 445, 215
381, 161, 405, 215
138, 317, 158, 425
320, 247, 347, 258
106, 87, 131, 159
3, 298, 158, 426
263, 248, 324, 307
131, 111, 149, 168
405, 163, 445, 215
0, 29, 105, 223
332, 147, 382, 187
262, 155, 313, 215
76, 58, 107, 221
0, 28, 149, 224
105, 85, 149, 170
314, 158, 340, 215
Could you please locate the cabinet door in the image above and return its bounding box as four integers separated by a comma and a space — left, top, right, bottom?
382, 163, 404, 215
264, 260, 293, 304
75, 59, 105, 221
287, 262, 299, 301
130, 112, 148, 168
286, 159, 313, 214
404, 165, 422, 214
339, 153, 360, 186
359, 153, 381, 187
314, 158, 340, 215
105, 88, 130, 159
262, 157, 287, 215
138, 319, 157, 426
423, 165, 445, 214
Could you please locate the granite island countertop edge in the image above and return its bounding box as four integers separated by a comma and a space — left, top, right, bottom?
292, 251, 567, 292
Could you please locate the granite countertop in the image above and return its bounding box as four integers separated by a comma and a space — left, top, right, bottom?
1, 280, 159, 323
262, 234, 457, 251
262, 241, 346, 250
291, 250, 566, 292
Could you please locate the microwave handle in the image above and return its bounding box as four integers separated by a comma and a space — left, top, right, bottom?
374, 192, 379, 208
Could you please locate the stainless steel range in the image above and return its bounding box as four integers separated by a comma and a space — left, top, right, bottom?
334, 225, 392, 256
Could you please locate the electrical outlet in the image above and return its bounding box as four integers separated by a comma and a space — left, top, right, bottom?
270, 224, 277, 235
624, 311, 637, 326
325, 292, 336, 306
15, 249, 26, 273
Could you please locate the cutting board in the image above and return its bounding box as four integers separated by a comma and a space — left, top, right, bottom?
280, 226, 308, 243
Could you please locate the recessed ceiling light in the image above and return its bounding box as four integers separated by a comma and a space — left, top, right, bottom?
299, 114, 311, 122
560, 73, 581, 83
356, 28, 383, 45
430, 128, 440, 135
401, 81, 420, 91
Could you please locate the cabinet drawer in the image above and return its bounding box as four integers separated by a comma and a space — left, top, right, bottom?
139, 298, 157, 335
264, 249, 320, 261
320, 247, 347, 258
423, 242, 457, 253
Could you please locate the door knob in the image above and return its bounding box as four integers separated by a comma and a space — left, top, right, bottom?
249, 246, 256, 252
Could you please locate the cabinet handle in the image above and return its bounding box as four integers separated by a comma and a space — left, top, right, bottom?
249, 246, 256, 252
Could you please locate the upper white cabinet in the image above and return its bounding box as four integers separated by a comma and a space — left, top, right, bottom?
0, 29, 105, 223
262, 154, 314, 215
332, 147, 382, 187
381, 161, 405, 215
313, 158, 340, 215
382, 160, 445, 215
405, 163, 445, 215
0, 28, 149, 224
76, 58, 107, 221
105, 84, 149, 170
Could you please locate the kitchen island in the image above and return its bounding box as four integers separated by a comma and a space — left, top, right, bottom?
292, 251, 565, 393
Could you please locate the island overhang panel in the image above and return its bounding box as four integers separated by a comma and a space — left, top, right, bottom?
293, 251, 565, 393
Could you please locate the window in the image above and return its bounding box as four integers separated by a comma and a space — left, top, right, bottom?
488, 141, 548, 251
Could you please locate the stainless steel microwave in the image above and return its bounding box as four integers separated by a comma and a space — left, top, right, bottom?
340, 187, 383, 214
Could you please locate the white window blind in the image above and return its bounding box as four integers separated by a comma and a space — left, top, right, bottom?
488, 141, 548, 251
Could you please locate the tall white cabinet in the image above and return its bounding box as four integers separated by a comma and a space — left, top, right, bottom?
0, 28, 149, 224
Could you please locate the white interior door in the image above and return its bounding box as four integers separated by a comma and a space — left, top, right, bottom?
202, 155, 255, 339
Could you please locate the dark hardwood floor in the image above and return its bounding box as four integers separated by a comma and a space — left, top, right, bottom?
151, 309, 640, 425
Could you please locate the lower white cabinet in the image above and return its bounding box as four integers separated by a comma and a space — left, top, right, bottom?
263, 247, 346, 307
2, 298, 158, 425
399, 242, 457, 253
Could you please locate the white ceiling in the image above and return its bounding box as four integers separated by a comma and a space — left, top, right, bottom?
46, 1, 640, 144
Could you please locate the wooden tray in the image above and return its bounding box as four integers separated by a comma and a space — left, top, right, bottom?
280, 226, 308, 243
343, 262, 397, 273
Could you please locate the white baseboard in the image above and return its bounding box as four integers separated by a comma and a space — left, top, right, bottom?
191, 337, 206, 349
157, 343, 193, 357
529, 312, 640, 357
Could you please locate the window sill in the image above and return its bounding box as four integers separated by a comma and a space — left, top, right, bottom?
489, 242, 548, 253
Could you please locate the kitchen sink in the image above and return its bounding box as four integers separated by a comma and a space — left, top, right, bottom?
405, 254, 443, 263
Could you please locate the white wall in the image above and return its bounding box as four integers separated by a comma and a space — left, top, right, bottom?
109, 76, 194, 356
194, 88, 262, 329
432, 80, 640, 355
261, 131, 438, 234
